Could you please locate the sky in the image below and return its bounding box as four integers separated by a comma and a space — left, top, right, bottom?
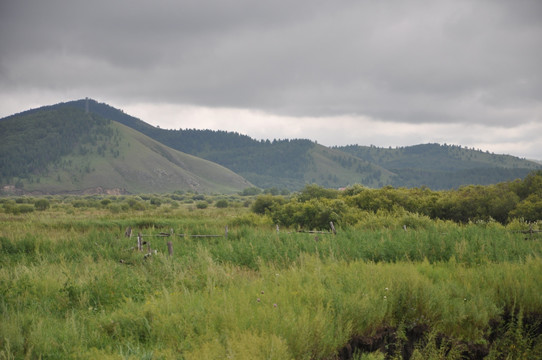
1, 0, 541, 160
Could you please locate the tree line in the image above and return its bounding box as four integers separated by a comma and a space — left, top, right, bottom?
251, 171, 542, 229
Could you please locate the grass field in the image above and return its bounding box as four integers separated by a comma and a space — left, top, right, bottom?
1, 196, 541, 359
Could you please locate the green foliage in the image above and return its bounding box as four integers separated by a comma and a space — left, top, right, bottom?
270, 198, 344, 230
34, 199, 50, 211
510, 194, 542, 222
298, 183, 339, 202
3, 202, 35, 214
240, 187, 262, 196
0, 198, 541, 359
0, 106, 112, 182
255, 174, 542, 228
251, 195, 285, 215
196, 201, 208, 209
486, 310, 542, 359
149, 197, 162, 206
215, 199, 229, 208
100, 198, 112, 207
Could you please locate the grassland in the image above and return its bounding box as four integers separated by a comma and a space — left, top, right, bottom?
1, 194, 541, 359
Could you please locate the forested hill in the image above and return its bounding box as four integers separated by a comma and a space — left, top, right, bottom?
55, 99, 389, 190
337, 144, 541, 189
0, 105, 251, 194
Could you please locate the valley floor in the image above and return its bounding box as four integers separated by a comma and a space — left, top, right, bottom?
1, 199, 541, 359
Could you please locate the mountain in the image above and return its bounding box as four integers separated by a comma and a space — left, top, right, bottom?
3, 99, 540, 193
337, 144, 542, 189
0, 105, 251, 194
66, 99, 540, 190
51, 99, 395, 189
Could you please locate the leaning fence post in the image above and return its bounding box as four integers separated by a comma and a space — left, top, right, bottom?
330, 221, 337, 235
167, 241, 173, 256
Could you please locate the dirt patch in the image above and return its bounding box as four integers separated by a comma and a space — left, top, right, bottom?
338, 311, 542, 360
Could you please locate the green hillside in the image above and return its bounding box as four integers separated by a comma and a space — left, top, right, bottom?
0, 106, 251, 194
56, 99, 397, 189
338, 144, 541, 189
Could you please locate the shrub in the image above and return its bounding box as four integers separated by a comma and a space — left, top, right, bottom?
215, 199, 229, 208
100, 199, 112, 207
4, 202, 35, 215
271, 198, 344, 230
298, 184, 339, 202
126, 198, 146, 210
170, 201, 179, 209
251, 195, 284, 215
17, 204, 35, 214
72, 200, 87, 208
108, 204, 122, 214
131, 201, 146, 211
240, 187, 261, 196
196, 201, 208, 209
34, 199, 50, 211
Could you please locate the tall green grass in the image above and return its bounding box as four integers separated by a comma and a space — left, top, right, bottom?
1, 205, 541, 359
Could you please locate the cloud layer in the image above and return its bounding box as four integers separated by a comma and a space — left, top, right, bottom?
1, 0, 541, 158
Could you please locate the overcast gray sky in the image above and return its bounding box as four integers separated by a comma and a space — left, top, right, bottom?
1, 0, 541, 159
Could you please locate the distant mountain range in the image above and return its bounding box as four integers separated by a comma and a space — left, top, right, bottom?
1, 98, 540, 194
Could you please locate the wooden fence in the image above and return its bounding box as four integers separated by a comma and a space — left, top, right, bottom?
122, 222, 337, 260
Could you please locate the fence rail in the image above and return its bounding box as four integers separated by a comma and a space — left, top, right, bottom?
122, 222, 338, 261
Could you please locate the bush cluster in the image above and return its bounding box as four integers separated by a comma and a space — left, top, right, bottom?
252, 171, 542, 229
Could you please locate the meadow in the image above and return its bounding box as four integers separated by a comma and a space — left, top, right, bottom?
1, 193, 541, 359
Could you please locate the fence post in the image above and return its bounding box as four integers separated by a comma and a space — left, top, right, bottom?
137, 233, 142, 251
276, 224, 280, 233
330, 221, 337, 235
125, 226, 132, 238
167, 241, 173, 256
225, 226, 228, 239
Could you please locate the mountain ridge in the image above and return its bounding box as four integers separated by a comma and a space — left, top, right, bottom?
2, 98, 540, 192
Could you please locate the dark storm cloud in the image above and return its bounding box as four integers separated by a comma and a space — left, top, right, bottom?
1, 0, 541, 126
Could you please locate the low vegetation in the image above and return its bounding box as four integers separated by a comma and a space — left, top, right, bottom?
254, 171, 542, 228
1, 175, 541, 359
